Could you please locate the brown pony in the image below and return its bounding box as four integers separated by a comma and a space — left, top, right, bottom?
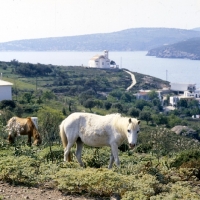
6, 117, 42, 146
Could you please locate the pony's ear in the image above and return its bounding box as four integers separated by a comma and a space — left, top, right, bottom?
138, 120, 140, 124
129, 118, 132, 123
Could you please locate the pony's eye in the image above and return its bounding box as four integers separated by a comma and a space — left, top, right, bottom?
137, 131, 139, 133
127, 130, 130, 133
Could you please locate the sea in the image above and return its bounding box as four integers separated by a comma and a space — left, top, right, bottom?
0, 51, 200, 87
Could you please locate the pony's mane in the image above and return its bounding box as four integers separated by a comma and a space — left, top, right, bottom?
111, 113, 138, 134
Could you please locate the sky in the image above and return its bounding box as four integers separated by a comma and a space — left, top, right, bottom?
0, 0, 200, 43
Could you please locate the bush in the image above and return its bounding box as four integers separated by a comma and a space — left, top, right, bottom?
0, 100, 16, 110
128, 107, 140, 118
136, 143, 153, 153
37, 106, 65, 144
170, 149, 200, 168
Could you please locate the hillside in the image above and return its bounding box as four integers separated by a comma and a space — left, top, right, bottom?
0, 61, 200, 200
1, 28, 200, 51
147, 37, 200, 60
0, 60, 169, 96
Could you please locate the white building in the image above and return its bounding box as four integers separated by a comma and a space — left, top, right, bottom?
88, 50, 111, 68
0, 79, 13, 101
169, 96, 180, 106
169, 83, 200, 106
170, 83, 196, 93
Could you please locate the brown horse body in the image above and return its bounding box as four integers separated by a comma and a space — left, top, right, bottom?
7, 117, 42, 145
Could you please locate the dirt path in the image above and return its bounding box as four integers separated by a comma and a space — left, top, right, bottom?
0, 181, 102, 200
124, 70, 136, 91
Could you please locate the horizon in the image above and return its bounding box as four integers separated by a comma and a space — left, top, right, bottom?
1, 0, 200, 43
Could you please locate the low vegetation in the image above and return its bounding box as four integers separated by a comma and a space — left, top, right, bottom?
0, 61, 200, 199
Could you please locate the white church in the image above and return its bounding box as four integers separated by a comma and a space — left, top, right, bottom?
88, 50, 118, 68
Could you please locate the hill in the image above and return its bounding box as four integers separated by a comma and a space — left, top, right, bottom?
0, 60, 169, 96
147, 37, 200, 60
1, 28, 200, 51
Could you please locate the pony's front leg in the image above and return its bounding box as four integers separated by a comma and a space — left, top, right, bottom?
108, 153, 114, 169
27, 133, 32, 146
76, 140, 84, 167
110, 143, 120, 167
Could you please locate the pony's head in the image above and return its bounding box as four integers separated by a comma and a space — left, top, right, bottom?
33, 131, 42, 145
127, 118, 140, 149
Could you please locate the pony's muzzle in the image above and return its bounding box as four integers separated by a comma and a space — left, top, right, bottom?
129, 143, 135, 149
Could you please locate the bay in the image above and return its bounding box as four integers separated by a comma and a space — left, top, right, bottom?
0, 51, 200, 87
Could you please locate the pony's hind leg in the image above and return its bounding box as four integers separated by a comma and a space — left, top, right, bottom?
75, 138, 84, 167
64, 143, 74, 162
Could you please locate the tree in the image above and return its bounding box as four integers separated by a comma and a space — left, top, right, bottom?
188, 99, 199, 109
83, 99, 96, 112
109, 89, 123, 100
37, 106, 64, 143
42, 90, 55, 101
135, 99, 152, 111
177, 99, 188, 108
128, 107, 140, 118
14, 104, 23, 117
148, 90, 159, 100
22, 93, 33, 103
36, 96, 43, 104
62, 107, 67, 116
95, 100, 103, 109
152, 113, 168, 125
110, 60, 116, 65
139, 111, 152, 124
166, 114, 181, 128
79, 89, 96, 104
152, 98, 162, 111
84, 79, 98, 92
120, 92, 132, 103
104, 101, 112, 110
112, 103, 123, 113
0, 100, 16, 109
11, 59, 19, 67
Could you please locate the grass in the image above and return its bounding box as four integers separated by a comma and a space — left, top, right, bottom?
3, 77, 36, 91
0, 138, 199, 199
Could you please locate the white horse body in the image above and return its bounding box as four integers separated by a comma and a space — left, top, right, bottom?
59, 112, 140, 168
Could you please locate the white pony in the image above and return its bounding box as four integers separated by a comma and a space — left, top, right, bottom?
59, 112, 140, 168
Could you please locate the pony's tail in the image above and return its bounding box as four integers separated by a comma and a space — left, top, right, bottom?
59, 121, 72, 161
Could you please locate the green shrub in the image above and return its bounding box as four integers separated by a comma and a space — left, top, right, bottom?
82, 147, 110, 168
136, 143, 153, 153
171, 149, 200, 168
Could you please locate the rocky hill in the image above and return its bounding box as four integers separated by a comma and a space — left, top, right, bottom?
147, 37, 200, 60
1, 28, 200, 51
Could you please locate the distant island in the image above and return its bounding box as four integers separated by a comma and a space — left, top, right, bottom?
0, 28, 200, 52
147, 37, 200, 60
